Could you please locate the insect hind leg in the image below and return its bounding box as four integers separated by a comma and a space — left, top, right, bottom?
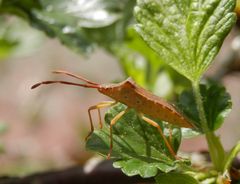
139, 114, 177, 159
85, 101, 117, 141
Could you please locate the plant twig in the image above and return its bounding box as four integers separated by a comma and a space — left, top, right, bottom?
192, 82, 225, 171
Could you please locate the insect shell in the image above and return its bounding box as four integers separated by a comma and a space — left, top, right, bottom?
98, 78, 193, 128
31, 71, 193, 129
31, 70, 194, 159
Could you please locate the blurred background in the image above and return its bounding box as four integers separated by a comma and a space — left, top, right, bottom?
0, 0, 240, 177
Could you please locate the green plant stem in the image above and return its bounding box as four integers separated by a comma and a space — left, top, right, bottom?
223, 140, 240, 171
192, 82, 225, 172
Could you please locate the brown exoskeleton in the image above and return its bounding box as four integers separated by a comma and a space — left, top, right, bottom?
31, 70, 194, 159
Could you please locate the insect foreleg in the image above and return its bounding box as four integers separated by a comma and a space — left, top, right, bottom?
107, 108, 130, 159
86, 101, 117, 141
139, 114, 177, 159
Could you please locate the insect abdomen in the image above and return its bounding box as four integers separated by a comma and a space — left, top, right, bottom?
136, 99, 192, 128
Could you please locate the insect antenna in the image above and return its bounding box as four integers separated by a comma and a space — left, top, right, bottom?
31, 80, 99, 89
52, 70, 99, 85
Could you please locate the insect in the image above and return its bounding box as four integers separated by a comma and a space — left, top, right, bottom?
32, 70, 194, 159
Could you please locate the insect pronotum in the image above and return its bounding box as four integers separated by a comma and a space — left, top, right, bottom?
31, 70, 194, 159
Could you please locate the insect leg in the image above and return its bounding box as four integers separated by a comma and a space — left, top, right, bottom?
107, 108, 130, 159
139, 114, 177, 159
97, 108, 102, 129
86, 101, 117, 141
168, 125, 173, 143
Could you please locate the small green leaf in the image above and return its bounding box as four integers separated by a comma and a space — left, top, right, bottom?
0, 0, 42, 19
0, 17, 44, 59
113, 159, 177, 178
134, 0, 236, 82
86, 103, 185, 178
0, 38, 17, 59
155, 173, 199, 184
224, 140, 240, 171
202, 84, 232, 131
178, 83, 232, 132
0, 17, 18, 59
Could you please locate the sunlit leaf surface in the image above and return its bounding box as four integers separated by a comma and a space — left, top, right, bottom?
134, 0, 236, 81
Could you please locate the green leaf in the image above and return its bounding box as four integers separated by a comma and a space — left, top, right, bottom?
178, 83, 232, 132
0, 38, 17, 59
224, 140, 240, 171
202, 84, 232, 131
134, 0, 236, 82
1, 0, 136, 53
155, 173, 199, 184
86, 103, 185, 178
0, 16, 45, 59
113, 159, 177, 178
0, 0, 42, 19
1, 0, 41, 10
38, 0, 123, 28
0, 17, 18, 59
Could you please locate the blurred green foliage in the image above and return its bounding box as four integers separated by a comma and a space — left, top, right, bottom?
155, 173, 198, 184
0, 122, 8, 154
1, 0, 135, 53
0, 0, 42, 19
0, 0, 189, 95
0, 16, 45, 60
0, 17, 18, 59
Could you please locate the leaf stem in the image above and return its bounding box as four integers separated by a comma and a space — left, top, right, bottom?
223, 140, 240, 171
192, 82, 225, 171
